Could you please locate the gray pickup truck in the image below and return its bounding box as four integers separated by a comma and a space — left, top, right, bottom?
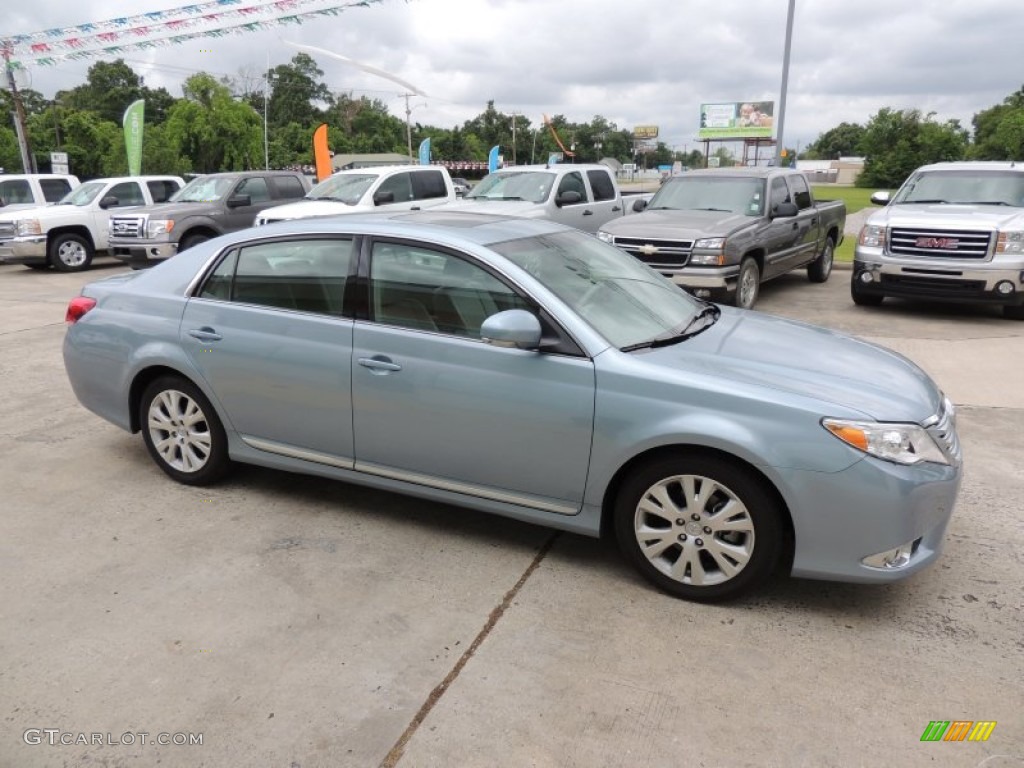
108, 170, 311, 267
598, 167, 846, 309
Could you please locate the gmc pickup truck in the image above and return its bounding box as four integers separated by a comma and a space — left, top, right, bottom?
852, 161, 1024, 320
0, 173, 80, 213
598, 167, 846, 309
440, 163, 650, 234
109, 170, 311, 268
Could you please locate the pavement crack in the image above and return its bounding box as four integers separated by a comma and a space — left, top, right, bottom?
379, 531, 561, 768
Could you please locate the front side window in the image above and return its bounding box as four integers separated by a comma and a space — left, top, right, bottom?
235, 177, 270, 204
377, 173, 413, 204
370, 242, 529, 337
769, 178, 790, 211
107, 182, 145, 207
556, 172, 587, 203
198, 239, 353, 316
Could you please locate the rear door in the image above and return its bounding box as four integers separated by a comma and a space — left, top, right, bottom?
550, 171, 598, 232
786, 174, 822, 266
585, 169, 625, 229
410, 169, 452, 209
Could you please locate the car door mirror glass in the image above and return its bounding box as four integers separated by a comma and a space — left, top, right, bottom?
227, 194, 251, 208
556, 190, 582, 207
374, 190, 395, 205
480, 309, 542, 349
870, 190, 891, 206
772, 201, 798, 218
632, 197, 647, 212
99, 196, 119, 209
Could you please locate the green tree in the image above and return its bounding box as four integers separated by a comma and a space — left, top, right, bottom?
804, 122, 866, 160
857, 108, 967, 188
58, 60, 144, 125
267, 54, 330, 132
0, 125, 22, 172
970, 86, 1024, 160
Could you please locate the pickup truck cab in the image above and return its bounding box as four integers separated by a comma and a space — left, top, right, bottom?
852, 161, 1024, 320
109, 170, 311, 268
255, 165, 456, 226
0, 175, 183, 272
442, 163, 643, 234
0, 173, 80, 213
598, 167, 846, 309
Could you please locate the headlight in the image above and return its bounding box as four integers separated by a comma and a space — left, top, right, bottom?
858, 224, 885, 248
694, 237, 725, 250
822, 418, 949, 465
995, 230, 1024, 254
690, 252, 725, 265
15, 219, 42, 236
597, 231, 613, 243
146, 219, 174, 238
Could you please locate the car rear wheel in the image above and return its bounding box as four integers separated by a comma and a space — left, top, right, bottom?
614, 454, 784, 602
140, 376, 230, 485
807, 236, 834, 283
732, 257, 760, 309
851, 276, 884, 306
49, 233, 93, 272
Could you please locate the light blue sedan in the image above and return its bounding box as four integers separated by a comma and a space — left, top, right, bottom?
63, 211, 962, 601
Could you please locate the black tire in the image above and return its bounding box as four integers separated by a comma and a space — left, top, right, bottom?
850, 276, 884, 306
731, 257, 760, 309
49, 233, 94, 273
1004, 304, 1024, 320
178, 233, 210, 252
139, 376, 230, 486
613, 453, 784, 602
807, 236, 834, 283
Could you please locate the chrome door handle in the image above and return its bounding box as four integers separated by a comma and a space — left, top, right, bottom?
358, 356, 402, 373
188, 327, 222, 342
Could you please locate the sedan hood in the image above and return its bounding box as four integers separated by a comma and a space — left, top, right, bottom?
640, 307, 942, 422
442, 199, 543, 218
602, 208, 752, 238
258, 199, 359, 221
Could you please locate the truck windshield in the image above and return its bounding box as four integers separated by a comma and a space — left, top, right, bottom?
467, 171, 555, 203
491, 229, 702, 349
307, 174, 375, 204
647, 176, 765, 216
893, 170, 1024, 206
58, 182, 105, 206
172, 177, 235, 203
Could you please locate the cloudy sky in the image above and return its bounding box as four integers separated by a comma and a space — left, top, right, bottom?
6, 0, 1024, 154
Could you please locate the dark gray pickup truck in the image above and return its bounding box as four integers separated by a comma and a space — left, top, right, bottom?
108, 170, 311, 268
598, 167, 846, 309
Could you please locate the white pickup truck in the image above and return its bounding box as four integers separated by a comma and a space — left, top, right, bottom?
255, 165, 457, 226
439, 163, 650, 234
0, 175, 184, 272
853, 161, 1024, 319
0, 173, 80, 213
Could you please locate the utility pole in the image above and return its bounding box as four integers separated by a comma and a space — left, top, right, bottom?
403, 92, 413, 161
510, 112, 519, 166
3, 49, 35, 173
775, 0, 796, 167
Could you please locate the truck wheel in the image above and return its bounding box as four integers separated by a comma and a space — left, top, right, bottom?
807, 236, 834, 283
732, 258, 760, 309
1004, 305, 1024, 320
49, 233, 94, 273
179, 233, 210, 252
850, 277, 884, 307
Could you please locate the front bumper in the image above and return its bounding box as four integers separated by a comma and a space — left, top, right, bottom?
663, 265, 741, 294
854, 250, 1024, 306
0, 236, 48, 265
110, 239, 178, 267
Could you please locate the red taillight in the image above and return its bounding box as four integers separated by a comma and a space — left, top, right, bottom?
65, 296, 97, 324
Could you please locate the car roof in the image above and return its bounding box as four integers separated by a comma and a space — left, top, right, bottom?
681, 167, 787, 179
914, 161, 1023, 173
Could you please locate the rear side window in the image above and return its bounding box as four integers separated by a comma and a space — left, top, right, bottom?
411, 170, 448, 201
147, 179, 180, 203
0, 179, 32, 205
39, 178, 72, 202
587, 170, 616, 202
789, 174, 812, 209
272, 175, 307, 200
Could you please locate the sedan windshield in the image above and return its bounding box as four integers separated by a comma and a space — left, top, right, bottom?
467, 171, 555, 203
646, 176, 765, 216
172, 177, 235, 203
491, 230, 703, 349
307, 174, 375, 204
58, 182, 105, 206
893, 170, 1024, 206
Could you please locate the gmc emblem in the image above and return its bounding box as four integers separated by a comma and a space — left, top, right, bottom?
916, 237, 959, 249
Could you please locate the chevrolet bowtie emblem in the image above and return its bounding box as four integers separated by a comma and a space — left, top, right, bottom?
639, 244, 659, 255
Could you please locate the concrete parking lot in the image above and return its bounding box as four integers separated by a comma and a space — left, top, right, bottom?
1, 259, 1021, 768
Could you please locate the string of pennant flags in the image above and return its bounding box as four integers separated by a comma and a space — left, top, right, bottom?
1, 0, 389, 66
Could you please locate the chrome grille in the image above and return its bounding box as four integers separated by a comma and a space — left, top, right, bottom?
0, 222, 14, 241
924, 398, 961, 465
109, 216, 145, 239
611, 236, 693, 269
889, 227, 991, 259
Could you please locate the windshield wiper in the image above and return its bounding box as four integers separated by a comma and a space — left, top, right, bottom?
620, 302, 721, 352
903, 199, 948, 204
690, 207, 732, 213
960, 200, 1013, 206
309, 196, 350, 203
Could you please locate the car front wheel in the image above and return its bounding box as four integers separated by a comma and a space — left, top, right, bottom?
140, 376, 230, 485
49, 233, 94, 272
732, 257, 760, 309
614, 454, 784, 602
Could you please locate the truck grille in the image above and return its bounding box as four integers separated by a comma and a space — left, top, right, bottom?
925, 398, 961, 465
889, 227, 991, 259
611, 236, 693, 268
879, 274, 986, 298
0, 222, 14, 242
109, 216, 145, 239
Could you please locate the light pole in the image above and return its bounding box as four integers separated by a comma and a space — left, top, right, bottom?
775, 0, 796, 167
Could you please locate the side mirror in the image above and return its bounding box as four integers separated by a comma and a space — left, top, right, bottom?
632, 198, 647, 212
373, 190, 395, 205
556, 190, 582, 207
870, 191, 891, 206
226, 194, 251, 208
772, 201, 799, 218
99, 196, 119, 209
481, 310, 542, 350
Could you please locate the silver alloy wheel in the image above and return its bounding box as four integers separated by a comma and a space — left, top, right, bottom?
821, 240, 834, 276
737, 261, 758, 308
57, 239, 88, 268
147, 389, 213, 473
633, 473, 756, 586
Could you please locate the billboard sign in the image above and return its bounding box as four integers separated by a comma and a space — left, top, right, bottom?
633, 125, 659, 139
698, 101, 774, 139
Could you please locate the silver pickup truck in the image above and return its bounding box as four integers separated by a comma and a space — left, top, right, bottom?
852, 161, 1024, 320
598, 167, 846, 309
